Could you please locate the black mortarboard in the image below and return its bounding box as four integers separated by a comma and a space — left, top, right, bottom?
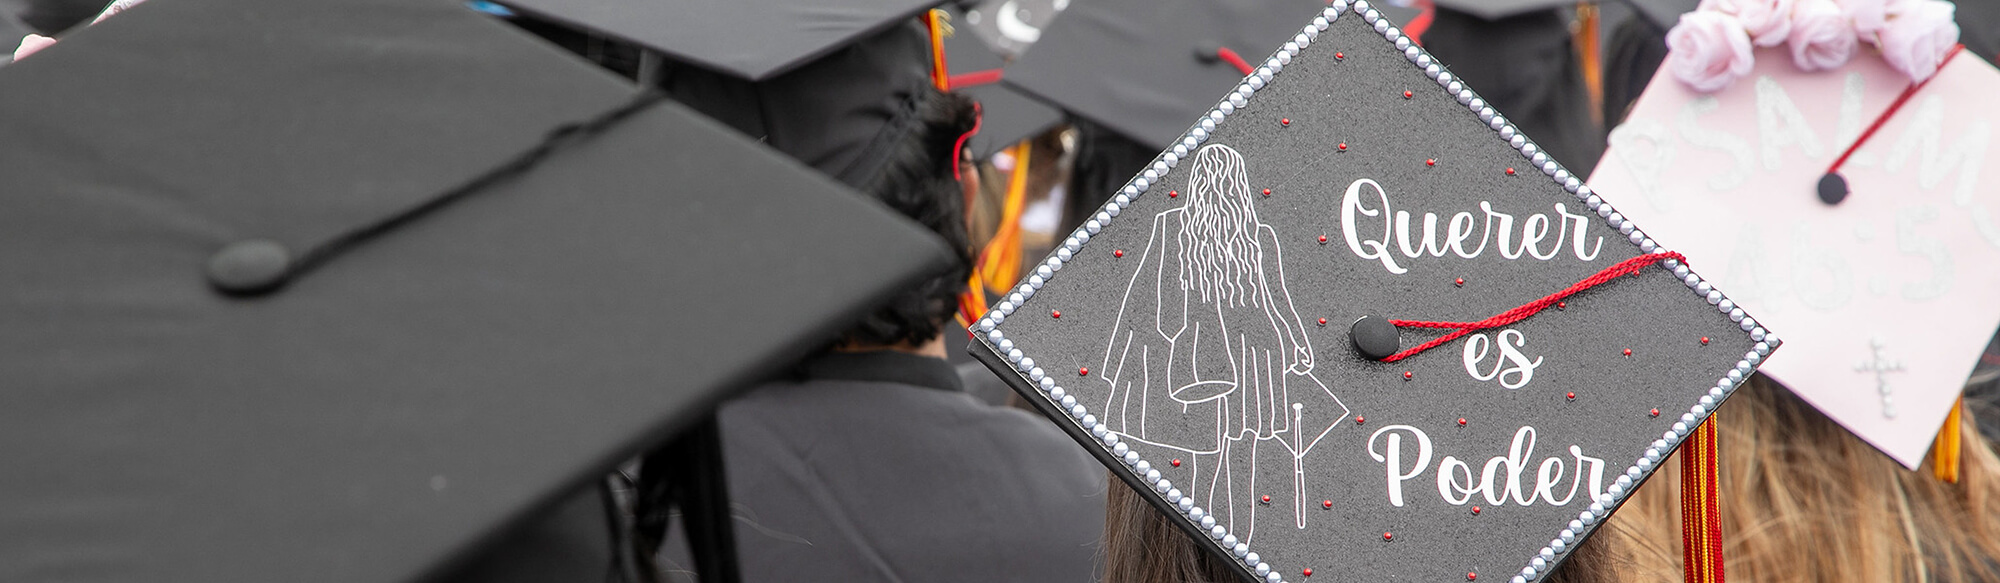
0, 1, 951, 582
1419, 4, 1603, 172
497, 0, 941, 81
1428, 0, 1582, 21
1618, 0, 1696, 29
1003, 0, 1328, 150
969, 2, 1777, 582
496, 0, 954, 188
943, 5, 1062, 158
956, 0, 1067, 58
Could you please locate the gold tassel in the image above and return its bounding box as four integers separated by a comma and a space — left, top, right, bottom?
924, 10, 951, 91
976, 142, 1031, 292
1934, 396, 1963, 484
1574, 2, 1603, 126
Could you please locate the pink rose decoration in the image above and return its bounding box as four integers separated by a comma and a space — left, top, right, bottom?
13, 34, 55, 61
1877, 0, 1959, 82
1789, 0, 1858, 71
1842, 0, 1891, 36
1667, 11, 1757, 92
1702, 0, 1797, 46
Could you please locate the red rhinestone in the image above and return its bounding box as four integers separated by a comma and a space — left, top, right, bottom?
1079, 367, 1089, 376
1624, 348, 1633, 357
1506, 167, 1516, 176
1455, 277, 1465, 286
1261, 495, 1272, 504
1700, 336, 1710, 345
1114, 249, 1124, 258
1383, 532, 1393, 541
1335, 52, 1345, 59
1318, 317, 1329, 326
1171, 458, 1181, 467
1323, 500, 1333, 509
1403, 371, 1413, 380
1338, 142, 1347, 151
1355, 416, 1365, 425
1304, 568, 1314, 577
1051, 310, 1061, 319
1281, 118, 1291, 126
1168, 190, 1178, 198
1458, 417, 1467, 426
1319, 235, 1329, 244
1471, 506, 1481, 515
1426, 158, 1436, 167
1567, 392, 1576, 400
1650, 408, 1661, 417
1263, 188, 1272, 196
1557, 301, 1567, 310
1469, 573, 1479, 581
1403, 90, 1413, 99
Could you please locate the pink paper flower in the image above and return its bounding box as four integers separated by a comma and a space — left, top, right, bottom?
1789, 0, 1859, 71
1702, 0, 1797, 46
1667, 11, 1758, 92
1877, 0, 1959, 82
13, 34, 55, 61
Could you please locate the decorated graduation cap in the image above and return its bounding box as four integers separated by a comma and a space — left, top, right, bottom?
1003, 0, 1329, 149
1590, 0, 1998, 471
0, 0, 952, 581
942, 4, 1063, 158
970, 2, 1778, 582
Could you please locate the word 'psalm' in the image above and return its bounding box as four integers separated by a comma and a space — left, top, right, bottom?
1340, 179, 1605, 274
1367, 424, 1608, 508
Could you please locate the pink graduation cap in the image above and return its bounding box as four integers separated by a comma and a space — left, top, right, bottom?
1589, 0, 1995, 469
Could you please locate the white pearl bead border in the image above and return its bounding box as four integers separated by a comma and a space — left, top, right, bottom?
969, 2, 1779, 581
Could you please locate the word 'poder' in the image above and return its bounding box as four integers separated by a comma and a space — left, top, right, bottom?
1367, 424, 1608, 508
1341, 179, 1605, 274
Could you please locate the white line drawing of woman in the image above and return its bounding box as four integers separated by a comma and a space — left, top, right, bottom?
1095, 143, 1348, 540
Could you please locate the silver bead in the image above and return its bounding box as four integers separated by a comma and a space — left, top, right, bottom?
1717, 299, 1735, 313
1133, 177, 1150, 192
1728, 307, 1745, 322
1369, 10, 1385, 25
1016, 356, 1034, 371
1641, 240, 1658, 253
1539, 548, 1555, 561
1297, 32, 1313, 48
1123, 450, 1140, 465
1103, 432, 1120, 447
1049, 386, 1065, 400
1090, 424, 1107, 438
1256, 563, 1272, 577
1276, 50, 1291, 65
1672, 421, 1688, 434
1553, 539, 1568, 553
1470, 97, 1485, 111
1513, 577, 1528, 583
1313, 16, 1331, 30
1006, 348, 1023, 363
1222, 97, 1240, 112
1059, 395, 1075, 408
1246, 552, 1261, 565
1257, 67, 1274, 83
1166, 488, 1181, 503
1178, 497, 1195, 511
1070, 404, 1087, 418
1616, 475, 1633, 489
1458, 89, 1474, 104
1396, 36, 1411, 50
1038, 377, 1055, 391
1544, 160, 1561, 176
1521, 142, 1538, 157
1354, 0, 1371, 12
1580, 510, 1597, 526
1628, 230, 1645, 245
1479, 108, 1496, 122
1265, 572, 1282, 583
1524, 566, 1539, 579
1608, 213, 1624, 228
1510, 135, 1527, 149
1439, 72, 1454, 86
1189, 507, 1205, 521
1645, 448, 1661, 462
1084, 220, 1101, 235
1555, 169, 1571, 183
1233, 543, 1249, 558
1589, 502, 1606, 516
1222, 534, 1238, 547
1533, 557, 1548, 570
1145, 469, 1161, 483
1210, 525, 1226, 539
976, 318, 994, 333
1681, 412, 1696, 424
1156, 479, 1172, 493
1420, 55, 1434, 69
1448, 81, 1464, 94
1740, 317, 1757, 331
1491, 115, 1507, 130
1531, 152, 1549, 167
1134, 460, 1150, 474
997, 338, 1015, 353
1700, 395, 1716, 407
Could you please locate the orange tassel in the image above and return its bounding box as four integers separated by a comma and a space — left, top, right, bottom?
1681, 415, 1724, 583
977, 142, 1031, 292
1934, 396, 1964, 484
1574, 1, 1603, 125
923, 10, 951, 91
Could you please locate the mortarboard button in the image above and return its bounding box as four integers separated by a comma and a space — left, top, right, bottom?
1351, 315, 1401, 360
205, 239, 291, 296
1815, 173, 1848, 205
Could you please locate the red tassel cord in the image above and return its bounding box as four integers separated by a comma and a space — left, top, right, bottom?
1382, 252, 1686, 362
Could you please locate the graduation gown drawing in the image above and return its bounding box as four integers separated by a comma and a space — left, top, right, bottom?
1095, 144, 1348, 537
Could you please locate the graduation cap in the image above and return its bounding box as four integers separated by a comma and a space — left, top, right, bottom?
1418, 0, 1604, 171
1590, 7, 2000, 469
0, 0, 952, 581
956, 0, 1068, 58
1003, 0, 1330, 150
942, 4, 1063, 158
969, 2, 1777, 582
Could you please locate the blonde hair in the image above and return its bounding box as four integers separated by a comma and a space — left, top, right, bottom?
1593, 376, 2000, 582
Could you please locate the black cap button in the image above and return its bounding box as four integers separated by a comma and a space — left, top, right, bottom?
1817, 172, 1848, 205
206, 239, 292, 296
1351, 315, 1400, 361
